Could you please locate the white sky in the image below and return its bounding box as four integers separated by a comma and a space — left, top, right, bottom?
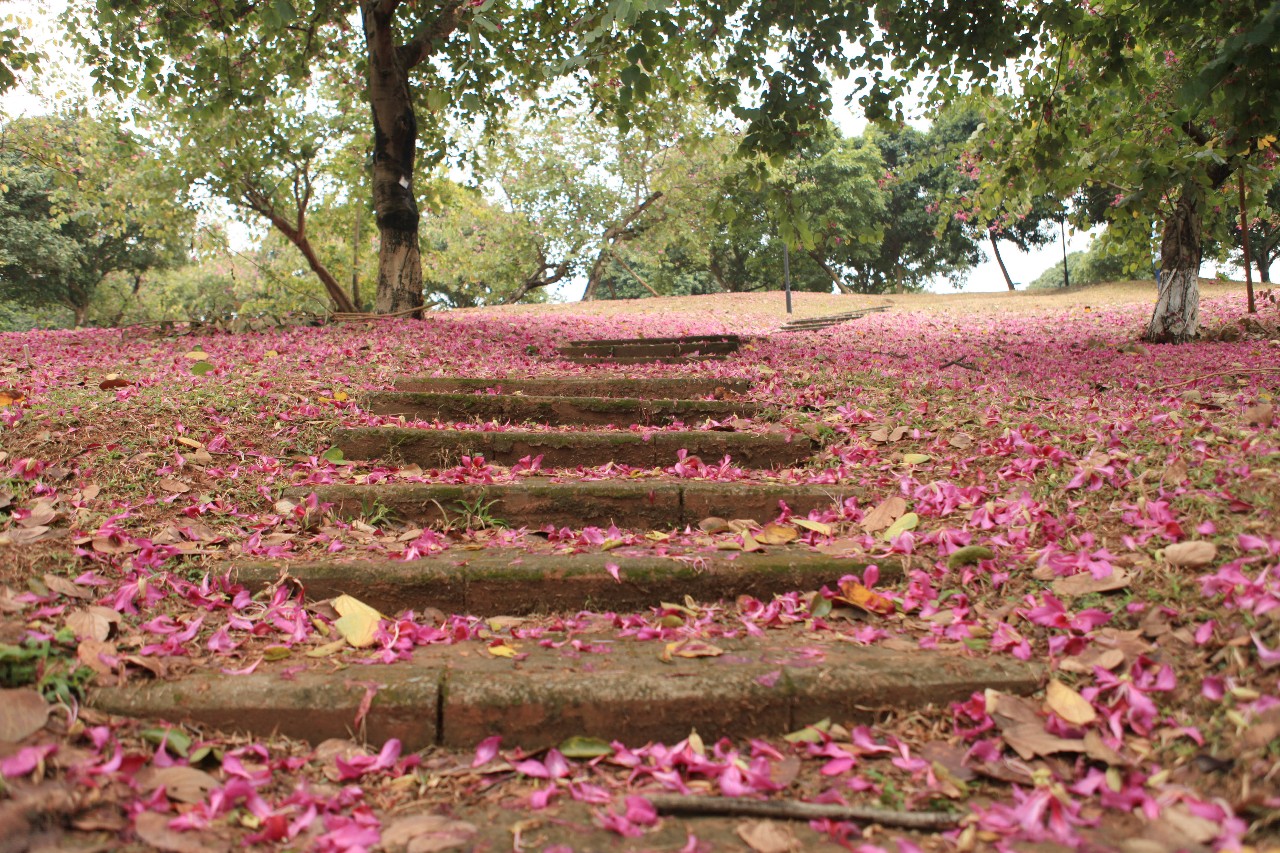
2, 0, 1104, 297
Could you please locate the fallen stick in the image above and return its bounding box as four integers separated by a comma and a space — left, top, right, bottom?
645, 794, 961, 830
1165, 366, 1280, 389
939, 358, 979, 371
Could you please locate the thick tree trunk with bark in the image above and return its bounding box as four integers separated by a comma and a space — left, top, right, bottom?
990, 233, 1015, 290
1145, 182, 1206, 343
363, 2, 424, 317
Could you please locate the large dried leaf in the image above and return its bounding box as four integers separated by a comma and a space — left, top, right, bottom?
42, 574, 91, 600
1044, 679, 1097, 726
736, 820, 797, 853
1000, 723, 1086, 760
755, 523, 798, 546
138, 766, 220, 804
1164, 541, 1217, 568
833, 580, 895, 616
1053, 568, 1132, 597
135, 811, 228, 853
0, 689, 49, 742
860, 496, 907, 533
382, 813, 478, 852
331, 594, 384, 648
66, 608, 116, 642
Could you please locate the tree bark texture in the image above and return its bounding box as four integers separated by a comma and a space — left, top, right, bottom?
990, 233, 1014, 290
363, 2, 424, 317
1145, 182, 1205, 343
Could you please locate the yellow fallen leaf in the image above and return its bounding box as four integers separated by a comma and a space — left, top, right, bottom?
792, 518, 833, 536
660, 640, 724, 663
183, 350, 209, 360
739, 530, 765, 552
264, 350, 279, 358
755, 523, 798, 546
333, 391, 349, 402
902, 453, 932, 465
882, 512, 919, 541
331, 594, 384, 648
175, 437, 204, 450
1045, 679, 1097, 726
305, 639, 349, 658
487, 640, 519, 658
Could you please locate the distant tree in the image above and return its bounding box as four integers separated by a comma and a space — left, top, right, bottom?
932, 102, 1060, 291
0, 112, 190, 326
1232, 173, 1280, 283
710, 129, 887, 294
846, 123, 979, 294
0, 14, 40, 92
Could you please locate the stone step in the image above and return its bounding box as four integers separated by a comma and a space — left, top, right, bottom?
90, 628, 1041, 750
334, 427, 811, 469
558, 335, 742, 359
366, 392, 762, 426
232, 550, 899, 616
392, 377, 752, 398
292, 480, 853, 530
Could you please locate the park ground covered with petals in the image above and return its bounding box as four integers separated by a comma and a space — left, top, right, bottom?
0, 281, 1278, 852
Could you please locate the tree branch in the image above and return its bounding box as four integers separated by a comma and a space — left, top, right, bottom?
398, 0, 467, 70
646, 794, 960, 830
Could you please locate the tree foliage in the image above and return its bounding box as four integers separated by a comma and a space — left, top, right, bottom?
0, 112, 191, 325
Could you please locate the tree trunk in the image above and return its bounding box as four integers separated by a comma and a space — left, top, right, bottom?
1145, 182, 1205, 343
363, 2, 423, 317
990, 233, 1015, 290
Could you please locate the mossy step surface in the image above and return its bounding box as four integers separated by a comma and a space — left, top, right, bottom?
290, 480, 854, 530
335, 427, 811, 469
366, 392, 762, 426
392, 376, 752, 398
91, 627, 1041, 750
232, 550, 901, 615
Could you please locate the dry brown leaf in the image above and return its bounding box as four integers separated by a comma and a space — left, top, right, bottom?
157, 479, 191, 494
381, 813, 478, 852
860, 496, 907, 533
1052, 567, 1131, 597
42, 573, 92, 600
949, 432, 974, 449
736, 820, 797, 853
986, 690, 1042, 728
138, 766, 220, 804
77, 639, 117, 675
1000, 723, 1086, 760
1083, 730, 1129, 766
0, 688, 49, 741
1244, 402, 1275, 427
1160, 458, 1189, 486
1044, 680, 1098, 726
1164, 541, 1217, 568
66, 609, 113, 642
135, 811, 228, 853
1059, 647, 1126, 675
19, 500, 58, 527
698, 517, 730, 534
98, 374, 133, 391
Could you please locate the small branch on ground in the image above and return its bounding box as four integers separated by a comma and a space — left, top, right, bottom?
645, 794, 961, 830
940, 358, 980, 371
1166, 367, 1280, 389
329, 306, 429, 322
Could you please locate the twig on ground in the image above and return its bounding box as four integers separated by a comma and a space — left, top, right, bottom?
645, 794, 961, 830
329, 306, 433, 321
939, 358, 980, 371
1165, 367, 1280, 389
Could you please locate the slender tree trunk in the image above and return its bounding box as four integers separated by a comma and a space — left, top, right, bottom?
1260, 257, 1271, 283
583, 247, 610, 301
808, 251, 853, 294
1145, 182, 1205, 343
610, 249, 661, 297
990, 233, 1015, 290
266, 212, 357, 313
363, 2, 423, 317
